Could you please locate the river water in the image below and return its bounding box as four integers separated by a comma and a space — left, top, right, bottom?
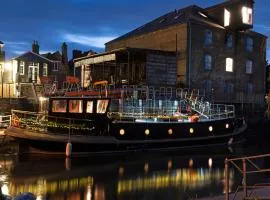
0, 138, 270, 200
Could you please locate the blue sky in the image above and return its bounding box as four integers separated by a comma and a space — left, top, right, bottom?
1, 0, 270, 60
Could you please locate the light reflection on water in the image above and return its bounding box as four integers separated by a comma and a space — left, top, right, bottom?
2, 140, 270, 200
0, 151, 238, 200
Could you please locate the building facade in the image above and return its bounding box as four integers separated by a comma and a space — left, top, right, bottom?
7, 41, 69, 97
104, 0, 267, 104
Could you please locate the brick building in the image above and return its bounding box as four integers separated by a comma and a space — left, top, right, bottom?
104, 0, 267, 104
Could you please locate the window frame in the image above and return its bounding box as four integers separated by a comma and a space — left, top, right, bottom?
225, 58, 234, 72
43, 63, 48, 77
242, 6, 253, 25
51, 100, 67, 113
246, 60, 253, 74
19, 61, 25, 75
224, 9, 231, 27
226, 35, 233, 48
204, 29, 213, 46
69, 100, 83, 113
246, 37, 253, 52
204, 54, 212, 70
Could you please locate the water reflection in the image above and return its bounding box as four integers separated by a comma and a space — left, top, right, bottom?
0, 153, 237, 200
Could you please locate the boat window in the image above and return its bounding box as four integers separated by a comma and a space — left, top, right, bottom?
97, 100, 109, 113
69, 100, 83, 113
86, 101, 94, 113
52, 100, 67, 113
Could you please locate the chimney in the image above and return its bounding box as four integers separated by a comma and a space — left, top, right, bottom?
61, 42, 68, 65
32, 40, 39, 54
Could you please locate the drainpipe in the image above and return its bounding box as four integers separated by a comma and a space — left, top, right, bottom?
188, 21, 192, 89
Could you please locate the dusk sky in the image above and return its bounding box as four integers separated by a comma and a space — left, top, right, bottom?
1, 0, 270, 60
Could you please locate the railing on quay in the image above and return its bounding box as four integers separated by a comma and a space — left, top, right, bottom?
225, 154, 270, 200
10, 110, 96, 136
0, 115, 11, 128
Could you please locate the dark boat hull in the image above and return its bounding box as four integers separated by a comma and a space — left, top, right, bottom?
5, 118, 247, 156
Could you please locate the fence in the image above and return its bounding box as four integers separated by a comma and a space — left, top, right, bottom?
225, 154, 270, 200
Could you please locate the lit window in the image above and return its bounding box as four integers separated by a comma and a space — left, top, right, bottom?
226, 35, 233, 48
52, 100, 67, 113
43, 63, 48, 77
224, 9, 231, 27
226, 58, 233, 72
246, 37, 253, 52
246, 60, 253, 74
69, 100, 83, 113
204, 30, 212, 46
86, 101, 93, 113
204, 54, 212, 70
53, 62, 59, 71
242, 7, 253, 25
19, 61, 25, 75
247, 83, 253, 94
97, 99, 109, 113
204, 80, 212, 93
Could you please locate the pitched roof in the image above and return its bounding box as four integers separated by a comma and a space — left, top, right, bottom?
106, 5, 223, 45
11, 51, 58, 63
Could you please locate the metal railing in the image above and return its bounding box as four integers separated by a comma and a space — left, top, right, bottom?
0, 115, 11, 128
10, 110, 97, 136
109, 98, 235, 121
225, 154, 270, 200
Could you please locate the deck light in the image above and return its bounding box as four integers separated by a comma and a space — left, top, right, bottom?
226, 124, 229, 129
119, 129, 125, 135
189, 128, 194, 134
145, 129, 150, 136
209, 126, 213, 132
168, 128, 173, 135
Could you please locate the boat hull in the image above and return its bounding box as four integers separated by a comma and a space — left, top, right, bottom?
5, 118, 247, 156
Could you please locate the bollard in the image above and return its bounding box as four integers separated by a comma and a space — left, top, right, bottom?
66, 141, 72, 157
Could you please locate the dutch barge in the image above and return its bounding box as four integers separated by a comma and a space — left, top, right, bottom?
5, 87, 246, 156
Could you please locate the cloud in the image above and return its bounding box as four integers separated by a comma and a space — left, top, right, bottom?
254, 24, 270, 33
63, 33, 117, 48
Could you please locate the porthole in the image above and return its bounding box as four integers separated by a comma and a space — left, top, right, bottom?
209, 126, 213, 132
189, 128, 194, 134
119, 129, 125, 135
168, 128, 173, 135
145, 129, 150, 136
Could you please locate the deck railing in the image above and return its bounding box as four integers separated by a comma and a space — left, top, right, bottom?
109, 99, 235, 121
11, 110, 96, 136
225, 154, 270, 200
0, 115, 11, 128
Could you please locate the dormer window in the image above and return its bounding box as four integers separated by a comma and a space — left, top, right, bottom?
242, 7, 253, 25
224, 9, 231, 27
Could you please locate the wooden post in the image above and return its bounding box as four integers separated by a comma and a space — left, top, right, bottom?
225, 158, 229, 200
243, 159, 247, 198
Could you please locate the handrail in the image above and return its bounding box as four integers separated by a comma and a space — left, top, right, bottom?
0, 115, 11, 127
225, 154, 270, 200
10, 110, 97, 136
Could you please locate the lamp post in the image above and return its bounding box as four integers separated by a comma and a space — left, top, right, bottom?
0, 63, 3, 98
0, 41, 5, 99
